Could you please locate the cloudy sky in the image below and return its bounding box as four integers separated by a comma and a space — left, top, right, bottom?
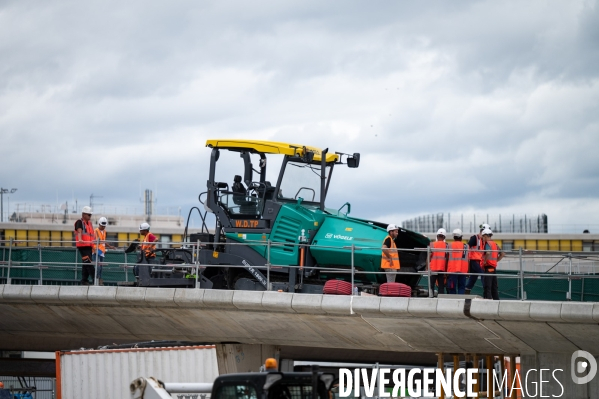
1, 0, 598, 231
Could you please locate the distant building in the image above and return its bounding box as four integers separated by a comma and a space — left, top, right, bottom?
402, 213, 548, 234
402, 212, 599, 254
0, 202, 203, 247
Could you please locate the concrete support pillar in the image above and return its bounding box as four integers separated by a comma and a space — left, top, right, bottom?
520, 352, 599, 399
215, 344, 280, 375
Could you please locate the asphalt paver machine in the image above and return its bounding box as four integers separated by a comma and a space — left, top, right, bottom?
188, 139, 430, 294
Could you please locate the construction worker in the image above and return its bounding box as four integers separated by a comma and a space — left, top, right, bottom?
134, 223, 157, 277
465, 223, 491, 294
481, 228, 504, 300
429, 228, 449, 297
92, 217, 116, 286
74, 206, 95, 285
381, 224, 401, 282
447, 229, 468, 294
139, 222, 157, 260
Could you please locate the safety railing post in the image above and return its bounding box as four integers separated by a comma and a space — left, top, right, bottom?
427, 246, 432, 297
267, 239, 271, 291
94, 237, 99, 286
7, 237, 13, 285
38, 243, 43, 286
195, 240, 200, 289
124, 247, 129, 283
519, 247, 524, 301
465, 246, 469, 295
567, 253, 573, 301
74, 244, 79, 281
351, 244, 355, 296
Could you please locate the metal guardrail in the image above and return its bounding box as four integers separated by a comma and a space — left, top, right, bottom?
0, 238, 598, 301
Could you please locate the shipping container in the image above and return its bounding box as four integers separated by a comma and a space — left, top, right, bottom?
56, 345, 218, 399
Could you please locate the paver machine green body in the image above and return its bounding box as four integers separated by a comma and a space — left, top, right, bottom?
198, 139, 430, 294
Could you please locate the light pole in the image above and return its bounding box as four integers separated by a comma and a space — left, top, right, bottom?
0, 188, 17, 222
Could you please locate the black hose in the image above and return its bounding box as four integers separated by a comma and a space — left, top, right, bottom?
183, 198, 210, 242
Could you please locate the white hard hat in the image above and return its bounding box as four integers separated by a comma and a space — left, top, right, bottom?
482, 228, 493, 236
139, 222, 151, 231
479, 223, 491, 231
387, 224, 399, 232
99, 217, 108, 226
453, 228, 463, 237
436, 228, 447, 236
82, 206, 93, 215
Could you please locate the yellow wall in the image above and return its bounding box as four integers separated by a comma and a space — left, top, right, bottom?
16, 230, 27, 246
51, 231, 62, 247
4, 229, 15, 240
525, 240, 537, 250
172, 234, 182, 247
62, 231, 73, 247
514, 240, 525, 250
571, 240, 583, 252
560, 240, 571, 251
28, 230, 39, 245
537, 240, 548, 250
549, 240, 560, 251
40, 231, 50, 246
118, 233, 128, 247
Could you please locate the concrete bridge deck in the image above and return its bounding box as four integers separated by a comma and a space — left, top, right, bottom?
1, 285, 598, 356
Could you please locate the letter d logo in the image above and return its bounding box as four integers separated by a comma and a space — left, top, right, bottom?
571, 350, 597, 384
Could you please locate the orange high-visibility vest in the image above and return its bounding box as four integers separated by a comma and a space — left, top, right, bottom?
93, 228, 106, 254
430, 241, 448, 272
468, 234, 484, 261
448, 241, 468, 273
380, 235, 400, 270
74, 219, 94, 247
141, 233, 157, 259
484, 241, 499, 269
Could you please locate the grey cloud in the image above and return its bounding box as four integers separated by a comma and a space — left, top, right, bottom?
1, 0, 598, 227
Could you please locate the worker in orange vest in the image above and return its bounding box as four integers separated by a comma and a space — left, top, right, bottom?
92, 216, 117, 286
381, 224, 401, 282
429, 228, 449, 297
447, 229, 468, 294
139, 222, 157, 260
74, 206, 95, 285
481, 228, 504, 300
134, 222, 157, 277
465, 223, 491, 294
